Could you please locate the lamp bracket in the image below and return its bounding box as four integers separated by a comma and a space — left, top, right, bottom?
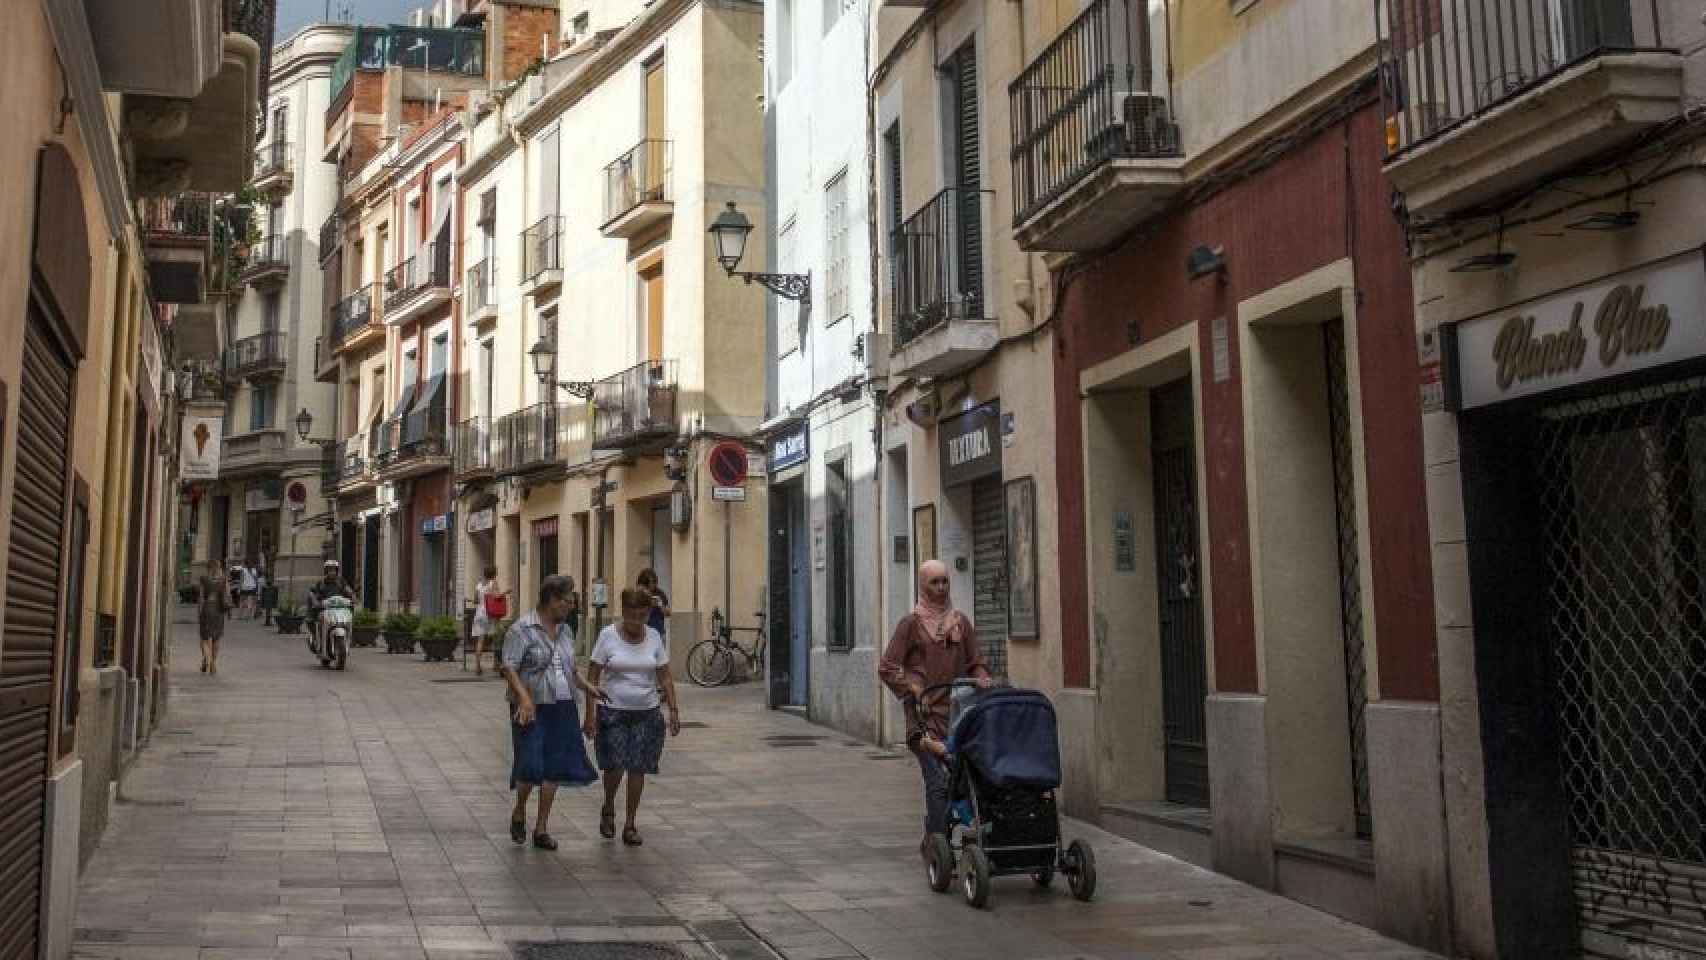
735, 270, 811, 303
556, 380, 594, 400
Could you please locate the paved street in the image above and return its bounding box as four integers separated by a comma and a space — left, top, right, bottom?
73, 613, 1441, 960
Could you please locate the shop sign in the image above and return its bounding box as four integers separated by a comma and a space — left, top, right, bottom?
769, 426, 809, 473
466, 507, 495, 534
939, 401, 1002, 488
180, 414, 222, 480
1450, 253, 1706, 410
420, 514, 448, 535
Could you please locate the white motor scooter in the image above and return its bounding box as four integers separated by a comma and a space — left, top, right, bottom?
311, 595, 353, 670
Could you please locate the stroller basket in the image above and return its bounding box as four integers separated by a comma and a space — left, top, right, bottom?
949, 688, 1061, 790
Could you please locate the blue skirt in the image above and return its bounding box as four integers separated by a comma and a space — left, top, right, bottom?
595, 707, 666, 774
511, 701, 598, 789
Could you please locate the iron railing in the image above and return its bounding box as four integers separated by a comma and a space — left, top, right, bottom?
254, 139, 292, 180
466, 258, 497, 315
319, 445, 339, 494
142, 192, 216, 240
318, 213, 340, 264
523, 215, 563, 282
603, 139, 671, 226
245, 234, 289, 276
334, 432, 369, 485
1009, 0, 1179, 226
330, 284, 376, 348
224, 331, 287, 379
592, 359, 678, 448
494, 402, 572, 475
383, 240, 452, 312
891, 187, 993, 348
453, 416, 493, 477
226, 0, 276, 132
1378, 0, 1669, 158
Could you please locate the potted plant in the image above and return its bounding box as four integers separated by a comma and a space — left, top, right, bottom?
417, 615, 460, 662
352, 608, 382, 648
382, 611, 421, 654
275, 600, 305, 635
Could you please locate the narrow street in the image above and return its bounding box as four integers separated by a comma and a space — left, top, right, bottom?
72, 614, 1439, 960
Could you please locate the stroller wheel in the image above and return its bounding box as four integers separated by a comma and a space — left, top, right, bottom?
925, 835, 954, 893
961, 845, 992, 909
1066, 840, 1097, 902
1032, 867, 1054, 889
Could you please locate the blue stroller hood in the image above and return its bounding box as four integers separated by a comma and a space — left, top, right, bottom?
949, 688, 1061, 789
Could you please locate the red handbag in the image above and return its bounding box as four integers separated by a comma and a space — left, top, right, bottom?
483, 592, 508, 618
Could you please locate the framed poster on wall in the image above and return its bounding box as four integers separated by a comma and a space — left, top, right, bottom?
1004, 476, 1039, 639
911, 503, 937, 600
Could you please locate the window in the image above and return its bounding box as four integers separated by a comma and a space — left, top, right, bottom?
263, 292, 281, 332
824, 171, 850, 323
883, 123, 903, 236
777, 218, 800, 357
827, 454, 853, 650
429, 333, 448, 377
402, 348, 418, 390
540, 308, 558, 346
480, 339, 495, 421
644, 55, 666, 144
641, 264, 664, 362
572, 12, 589, 39
250, 383, 274, 431
537, 129, 561, 218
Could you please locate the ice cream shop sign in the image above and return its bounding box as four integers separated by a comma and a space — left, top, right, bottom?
1447, 252, 1706, 410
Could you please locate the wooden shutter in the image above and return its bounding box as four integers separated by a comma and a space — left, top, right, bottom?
0, 306, 72, 960
951, 43, 983, 314
644, 265, 665, 363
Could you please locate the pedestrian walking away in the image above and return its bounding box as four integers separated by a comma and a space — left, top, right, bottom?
239, 562, 259, 619
879, 559, 993, 862
585, 588, 681, 847
499, 574, 600, 851
195, 559, 232, 674
637, 568, 670, 645
472, 565, 510, 677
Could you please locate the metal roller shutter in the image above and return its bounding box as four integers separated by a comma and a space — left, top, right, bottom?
971, 477, 1007, 679
0, 309, 72, 960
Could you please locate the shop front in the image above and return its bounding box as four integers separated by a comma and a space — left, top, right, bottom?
765, 421, 810, 709
1438, 250, 1706, 958
937, 401, 1008, 679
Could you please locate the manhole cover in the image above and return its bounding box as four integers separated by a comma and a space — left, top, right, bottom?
514, 943, 684, 960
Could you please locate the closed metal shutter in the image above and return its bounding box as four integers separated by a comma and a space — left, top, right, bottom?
971, 477, 1007, 679
0, 309, 72, 959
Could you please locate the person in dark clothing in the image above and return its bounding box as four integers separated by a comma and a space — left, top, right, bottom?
636, 568, 670, 643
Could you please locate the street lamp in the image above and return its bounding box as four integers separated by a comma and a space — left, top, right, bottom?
529, 337, 594, 400
707, 201, 810, 302
295, 406, 314, 442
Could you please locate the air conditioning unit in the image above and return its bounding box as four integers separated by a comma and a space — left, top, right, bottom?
863, 331, 892, 380
1122, 92, 1180, 156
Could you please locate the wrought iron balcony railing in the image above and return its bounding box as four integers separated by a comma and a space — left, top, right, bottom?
466, 258, 496, 315
254, 140, 292, 180
603, 139, 671, 226
330, 284, 376, 348
244, 234, 288, 277
1378, 0, 1668, 157
383, 240, 452, 312
592, 360, 678, 449
142, 192, 216, 241
224, 331, 287, 379
318, 213, 340, 264
453, 416, 493, 477
891, 187, 993, 348
335, 432, 370, 485
523, 215, 564, 282
1009, 0, 1179, 225
494, 402, 573, 475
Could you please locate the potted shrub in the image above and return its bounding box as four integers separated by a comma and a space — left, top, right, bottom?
275, 600, 305, 635
352, 608, 382, 648
417, 615, 460, 662
382, 611, 421, 654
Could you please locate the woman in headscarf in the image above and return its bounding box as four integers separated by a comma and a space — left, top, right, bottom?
878, 559, 992, 863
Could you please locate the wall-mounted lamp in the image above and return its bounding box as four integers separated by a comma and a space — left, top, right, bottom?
293, 407, 336, 446
529, 336, 593, 399
1186, 244, 1227, 280
708, 201, 811, 302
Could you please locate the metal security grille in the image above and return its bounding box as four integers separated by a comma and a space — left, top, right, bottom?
1153, 379, 1209, 807
1538, 376, 1706, 957
1324, 320, 1372, 840
972, 477, 1009, 679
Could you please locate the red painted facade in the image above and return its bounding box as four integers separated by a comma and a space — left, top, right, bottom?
1052, 104, 1439, 701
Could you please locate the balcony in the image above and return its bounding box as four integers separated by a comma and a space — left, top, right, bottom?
890, 188, 999, 379
252, 139, 292, 195
224, 331, 287, 382
241, 234, 289, 288
601, 140, 672, 238
329, 432, 374, 493
494, 402, 575, 478
592, 360, 679, 451
383, 240, 453, 324
330, 284, 382, 354
466, 258, 498, 326
374, 377, 451, 481
1009, 0, 1183, 252
319, 213, 340, 265
454, 416, 494, 480
1379, 0, 1680, 218
330, 25, 485, 106
221, 428, 288, 479
142, 192, 215, 303
521, 215, 564, 295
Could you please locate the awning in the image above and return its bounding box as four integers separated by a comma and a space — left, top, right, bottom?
389, 379, 418, 423
408, 372, 445, 418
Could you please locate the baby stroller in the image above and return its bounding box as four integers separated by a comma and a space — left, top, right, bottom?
912, 679, 1097, 908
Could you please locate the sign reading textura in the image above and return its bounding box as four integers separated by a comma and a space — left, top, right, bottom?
939, 401, 1002, 488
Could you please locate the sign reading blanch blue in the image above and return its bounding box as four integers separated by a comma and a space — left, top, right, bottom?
769, 425, 809, 473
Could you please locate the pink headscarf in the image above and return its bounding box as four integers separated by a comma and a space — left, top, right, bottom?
912, 559, 968, 645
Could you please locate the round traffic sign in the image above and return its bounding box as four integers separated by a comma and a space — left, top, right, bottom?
707, 441, 748, 487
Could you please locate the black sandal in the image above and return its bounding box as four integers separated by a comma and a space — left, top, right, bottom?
533, 832, 558, 851
622, 825, 642, 847
599, 805, 616, 839
509, 817, 526, 845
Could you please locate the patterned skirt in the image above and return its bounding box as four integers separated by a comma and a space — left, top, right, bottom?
511, 701, 598, 789
594, 707, 666, 774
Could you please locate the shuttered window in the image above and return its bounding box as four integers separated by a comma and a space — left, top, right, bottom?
947, 42, 983, 310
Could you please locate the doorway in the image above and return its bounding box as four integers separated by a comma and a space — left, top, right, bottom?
970, 476, 1008, 678
421, 532, 445, 617
767, 479, 810, 708
362, 516, 381, 610
1152, 378, 1209, 807
650, 504, 673, 600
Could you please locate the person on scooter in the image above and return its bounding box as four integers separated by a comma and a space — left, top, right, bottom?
308, 560, 355, 648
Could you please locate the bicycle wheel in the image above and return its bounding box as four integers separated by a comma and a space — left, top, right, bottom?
687, 640, 735, 687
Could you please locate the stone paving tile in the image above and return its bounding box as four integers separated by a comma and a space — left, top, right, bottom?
78, 615, 1441, 960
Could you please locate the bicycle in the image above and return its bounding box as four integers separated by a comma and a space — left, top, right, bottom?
688, 607, 767, 687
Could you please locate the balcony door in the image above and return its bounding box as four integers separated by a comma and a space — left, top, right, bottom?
642, 263, 665, 363
943, 40, 983, 317
643, 55, 666, 199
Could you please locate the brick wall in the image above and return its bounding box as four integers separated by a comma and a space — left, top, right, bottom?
499, 4, 560, 86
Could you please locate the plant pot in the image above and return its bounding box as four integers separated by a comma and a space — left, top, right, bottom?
419, 635, 458, 662
352, 625, 380, 648
383, 630, 417, 655
276, 615, 304, 635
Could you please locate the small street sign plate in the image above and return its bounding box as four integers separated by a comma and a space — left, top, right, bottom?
712, 485, 747, 502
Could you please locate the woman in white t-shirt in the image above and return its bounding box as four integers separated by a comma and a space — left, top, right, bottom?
471, 565, 510, 677
583, 588, 681, 847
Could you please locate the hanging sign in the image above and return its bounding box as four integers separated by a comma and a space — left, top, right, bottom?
180, 414, 223, 480
1449, 252, 1706, 410
466, 507, 495, 533
769, 426, 808, 474
939, 401, 1002, 488
420, 514, 448, 535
